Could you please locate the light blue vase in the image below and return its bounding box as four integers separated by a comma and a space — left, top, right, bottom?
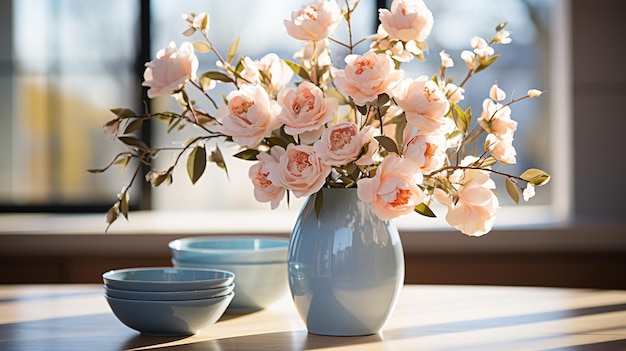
287, 187, 405, 336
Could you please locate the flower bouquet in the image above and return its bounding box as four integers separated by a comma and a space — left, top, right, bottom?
92, 0, 550, 236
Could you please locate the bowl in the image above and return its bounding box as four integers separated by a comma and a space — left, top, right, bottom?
102, 267, 235, 292
168, 236, 289, 264
104, 292, 234, 336
172, 258, 288, 312
104, 283, 235, 301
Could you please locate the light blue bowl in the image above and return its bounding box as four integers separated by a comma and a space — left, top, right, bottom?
104, 283, 234, 301
168, 236, 289, 264
172, 258, 288, 312
105, 292, 234, 336
102, 267, 235, 292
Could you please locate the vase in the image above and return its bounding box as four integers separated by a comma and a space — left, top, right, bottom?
287, 187, 405, 336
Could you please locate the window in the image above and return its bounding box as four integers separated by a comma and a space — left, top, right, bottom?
1, 0, 568, 230
1, 0, 141, 211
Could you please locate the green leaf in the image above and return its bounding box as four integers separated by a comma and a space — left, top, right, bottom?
356, 104, 369, 116
110, 108, 137, 119
210, 146, 229, 179
123, 119, 143, 134
120, 190, 130, 220
186, 145, 207, 185
414, 203, 436, 217
284, 60, 311, 81
105, 203, 120, 232
475, 54, 501, 73
505, 177, 520, 204
375, 93, 390, 106
480, 156, 498, 168
117, 135, 149, 152
233, 148, 260, 161
375, 135, 399, 155
200, 71, 234, 84
520, 168, 551, 186
227, 36, 240, 63
450, 103, 469, 133
192, 41, 212, 53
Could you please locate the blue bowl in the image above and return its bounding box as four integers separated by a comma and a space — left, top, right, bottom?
168, 236, 289, 264
105, 292, 234, 336
104, 283, 234, 301
173, 258, 288, 312
102, 267, 235, 292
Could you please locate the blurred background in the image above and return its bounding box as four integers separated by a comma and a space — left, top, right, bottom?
0, 0, 624, 288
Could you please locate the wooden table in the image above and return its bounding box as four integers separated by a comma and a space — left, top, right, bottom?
1, 284, 625, 350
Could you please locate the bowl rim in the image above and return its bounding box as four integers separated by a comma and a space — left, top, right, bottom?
103, 282, 234, 294
102, 267, 235, 288
168, 235, 289, 254
104, 290, 235, 304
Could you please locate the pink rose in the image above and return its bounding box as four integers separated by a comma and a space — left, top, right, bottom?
485, 134, 517, 164
142, 42, 198, 98
378, 0, 433, 43
294, 39, 332, 68
356, 155, 425, 220
479, 99, 517, 138
403, 131, 447, 173
443, 169, 500, 236
314, 122, 375, 166
478, 98, 518, 164
394, 76, 449, 133
248, 146, 286, 209
216, 84, 281, 147
333, 52, 403, 106
276, 81, 338, 144
239, 53, 294, 95
267, 145, 331, 198
284, 0, 342, 41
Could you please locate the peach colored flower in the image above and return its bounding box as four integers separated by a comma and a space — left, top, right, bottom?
523, 183, 535, 202
142, 42, 198, 98
378, 0, 433, 43
478, 98, 518, 164
479, 99, 516, 137
369, 27, 418, 62
489, 83, 506, 102
314, 122, 375, 166
267, 145, 331, 198
333, 51, 403, 106
284, 0, 342, 41
485, 133, 517, 164
403, 131, 447, 173
216, 84, 281, 147
443, 82, 464, 104
461, 50, 476, 70
276, 81, 337, 144
394, 75, 449, 132
239, 53, 294, 96
294, 39, 332, 68
439, 50, 454, 68
357, 155, 425, 220
471, 37, 494, 59
249, 146, 286, 209
442, 168, 500, 237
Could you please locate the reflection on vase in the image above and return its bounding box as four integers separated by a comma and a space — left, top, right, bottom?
288, 187, 404, 336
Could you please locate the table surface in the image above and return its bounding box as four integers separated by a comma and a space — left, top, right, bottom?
1, 284, 625, 351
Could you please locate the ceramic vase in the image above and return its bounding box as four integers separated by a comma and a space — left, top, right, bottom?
287, 187, 404, 336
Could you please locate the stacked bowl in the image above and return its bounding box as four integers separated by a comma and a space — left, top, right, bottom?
169, 236, 289, 312
102, 267, 235, 336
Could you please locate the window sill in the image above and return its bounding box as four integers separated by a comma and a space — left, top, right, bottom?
1, 207, 624, 257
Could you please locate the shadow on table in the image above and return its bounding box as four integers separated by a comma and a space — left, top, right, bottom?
149, 301, 626, 350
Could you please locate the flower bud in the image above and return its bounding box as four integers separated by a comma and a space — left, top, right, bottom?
527, 89, 543, 98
